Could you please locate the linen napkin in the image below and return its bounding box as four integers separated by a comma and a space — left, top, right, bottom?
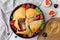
0, 0, 43, 40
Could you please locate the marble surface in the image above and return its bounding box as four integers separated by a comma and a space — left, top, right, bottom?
9, 0, 60, 40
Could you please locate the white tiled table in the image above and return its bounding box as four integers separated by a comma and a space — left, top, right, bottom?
9, 0, 60, 40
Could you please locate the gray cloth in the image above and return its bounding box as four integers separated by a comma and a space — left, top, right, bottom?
0, 0, 43, 40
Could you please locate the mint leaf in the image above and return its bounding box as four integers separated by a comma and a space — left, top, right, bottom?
20, 21, 22, 24
28, 25, 32, 33
40, 24, 45, 30
35, 7, 42, 14
40, 20, 45, 30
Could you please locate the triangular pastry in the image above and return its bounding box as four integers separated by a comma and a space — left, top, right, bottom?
26, 8, 39, 18
29, 20, 43, 32
13, 7, 25, 20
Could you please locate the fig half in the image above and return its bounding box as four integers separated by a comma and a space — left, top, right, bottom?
44, 0, 51, 7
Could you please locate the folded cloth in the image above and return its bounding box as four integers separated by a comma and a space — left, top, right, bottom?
0, 0, 43, 40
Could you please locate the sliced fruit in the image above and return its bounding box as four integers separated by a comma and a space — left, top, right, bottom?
34, 14, 44, 20
10, 20, 15, 25
16, 19, 29, 35
34, 15, 40, 20
29, 20, 43, 32
18, 19, 26, 30
26, 8, 39, 18
40, 14, 44, 19
26, 4, 30, 9
31, 5, 34, 9
11, 26, 17, 31
13, 7, 25, 20
21, 18, 25, 22
48, 9, 56, 16
44, 0, 51, 7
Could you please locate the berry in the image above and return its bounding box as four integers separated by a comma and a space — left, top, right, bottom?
23, 35, 27, 38
12, 26, 17, 31
40, 14, 44, 19
31, 5, 34, 8
48, 9, 56, 16
26, 4, 30, 9
22, 4, 26, 8
54, 4, 58, 8
42, 32, 47, 37
22, 18, 25, 22
10, 20, 15, 25
34, 15, 40, 20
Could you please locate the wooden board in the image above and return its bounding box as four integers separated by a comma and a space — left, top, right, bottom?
37, 17, 60, 40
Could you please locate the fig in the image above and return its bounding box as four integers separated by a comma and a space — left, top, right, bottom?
44, 0, 51, 7
48, 9, 56, 16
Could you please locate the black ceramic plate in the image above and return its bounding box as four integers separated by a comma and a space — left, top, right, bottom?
10, 3, 45, 38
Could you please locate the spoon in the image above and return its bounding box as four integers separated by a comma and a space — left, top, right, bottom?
45, 21, 58, 40
49, 21, 57, 34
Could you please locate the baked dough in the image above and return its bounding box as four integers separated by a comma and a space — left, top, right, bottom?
30, 20, 42, 32
26, 8, 39, 18
13, 7, 25, 20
